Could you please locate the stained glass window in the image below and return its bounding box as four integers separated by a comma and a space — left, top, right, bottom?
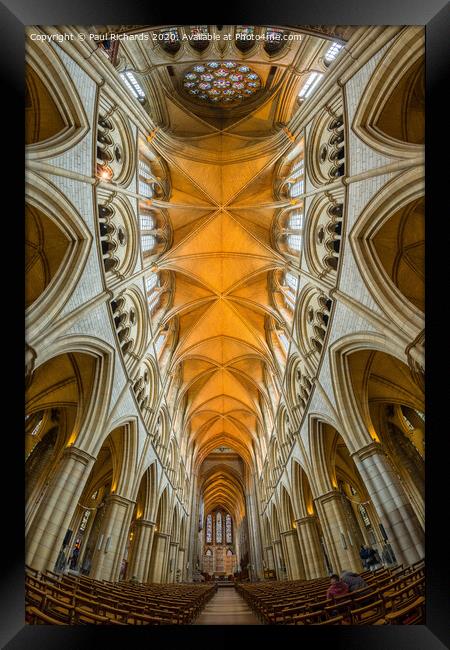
158, 28, 180, 53
279, 332, 289, 351
120, 71, 145, 99
139, 160, 152, 179
285, 272, 298, 292
325, 42, 343, 62
290, 180, 304, 198
147, 291, 160, 313
140, 215, 155, 230
299, 72, 324, 99
265, 28, 286, 53
289, 212, 303, 230
141, 235, 156, 252
216, 511, 222, 543
29, 416, 43, 437
206, 514, 212, 543
235, 25, 255, 52
154, 333, 166, 355
79, 510, 91, 531
285, 291, 295, 310
139, 180, 153, 198
358, 504, 371, 528
226, 514, 232, 543
190, 25, 209, 51
146, 274, 158, 293
182, 61, 261, 105
288, 234, 302, 251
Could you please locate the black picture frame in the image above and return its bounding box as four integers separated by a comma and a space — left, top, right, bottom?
4, 0, 449, 647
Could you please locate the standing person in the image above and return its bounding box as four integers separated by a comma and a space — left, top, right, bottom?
69, 545, 80, 570
340, 570, 369, 592
360, 545, 370, 569
326, 574, 350, 600
366, 545, 379, 571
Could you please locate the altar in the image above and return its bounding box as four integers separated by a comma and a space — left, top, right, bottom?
202, 545, 236, 576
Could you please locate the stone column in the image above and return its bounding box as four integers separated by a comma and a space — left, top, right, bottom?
26, 446, 95, 572
281, 529, 304, 580
148, 532, 170, 583
89, 493, 135, 582
177, 546, 185, 582
352, 442, 425, 566
167, 542, 179, 583
265, 546, 275, 571
273, 539, 286, 579
314, 491, 362, 573
295, 516, 327, 579
127, 519, 155, 583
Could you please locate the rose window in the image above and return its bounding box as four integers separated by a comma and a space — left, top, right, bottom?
182, 61, 262, 104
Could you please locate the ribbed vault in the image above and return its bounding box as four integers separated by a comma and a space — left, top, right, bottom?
120, 27, 334, 476
154, 132, 293, 470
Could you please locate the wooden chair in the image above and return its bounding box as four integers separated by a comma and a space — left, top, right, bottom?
315, 615, 344, 625
26, 605, 66, 625
350, 599, 385, 624
384, 596, 425, 625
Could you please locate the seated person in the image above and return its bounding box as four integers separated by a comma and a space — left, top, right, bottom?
326, 574, 350, 600
340, 570, 369, 592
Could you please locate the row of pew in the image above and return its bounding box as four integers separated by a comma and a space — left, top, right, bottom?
25, 566, 217, 625
236, 560, 425, 625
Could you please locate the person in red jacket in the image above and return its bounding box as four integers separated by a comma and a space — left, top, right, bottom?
326, 574, 350, 600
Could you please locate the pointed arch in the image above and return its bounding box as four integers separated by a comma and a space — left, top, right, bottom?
26, 38, 89, 158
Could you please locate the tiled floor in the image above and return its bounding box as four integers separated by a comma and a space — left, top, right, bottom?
193, 586, 262, 625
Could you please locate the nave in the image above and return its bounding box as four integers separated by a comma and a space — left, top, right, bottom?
24, 22, 425, 630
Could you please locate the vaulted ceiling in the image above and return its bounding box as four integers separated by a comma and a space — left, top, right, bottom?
115, 25, 343, 509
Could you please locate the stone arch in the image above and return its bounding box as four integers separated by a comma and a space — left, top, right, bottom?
26, 38, 89, 158
134, 461, 159, 522
96, 193, 140, 283
350, 167, 424, 337
291, 458, 315, 519
155, 486, 171, 534
98, 420, 139, 500
352, 27, 424, 158
306, 96, 345, 187
329, 332, 410, 453
170, 506, 180, 543
303, 190, 345, 280
279, 484, 296, 532
96, 99, 136, 187
25, 172, 92, 339
31, 335, 115, 457
296, 285, 332, 361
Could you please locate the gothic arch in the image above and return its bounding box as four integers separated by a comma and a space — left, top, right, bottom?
25, 172, 92, 340
350, 167, 424, 337
329, 332, 420, 454
31, 335, 115, 456
95, 420, 139, 500
352, 27, 424, 158
155, 486, 171, 535
26, 39, 89, 158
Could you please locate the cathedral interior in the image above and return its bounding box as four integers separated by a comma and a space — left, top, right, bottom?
25, 24, 425, 626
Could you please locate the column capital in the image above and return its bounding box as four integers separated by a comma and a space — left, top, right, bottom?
314, 489, 344, 505
281, 529, 297, 538
352, 441, 385, 462
134, 518, 156, 529
105, 493, 135, 508
62, 445, 96, 466
295, 515, 318, 526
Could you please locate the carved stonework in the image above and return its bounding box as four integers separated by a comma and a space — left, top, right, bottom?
406, 330, 425, 393
295, 25, 356, 42
25, 343, 37, 388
